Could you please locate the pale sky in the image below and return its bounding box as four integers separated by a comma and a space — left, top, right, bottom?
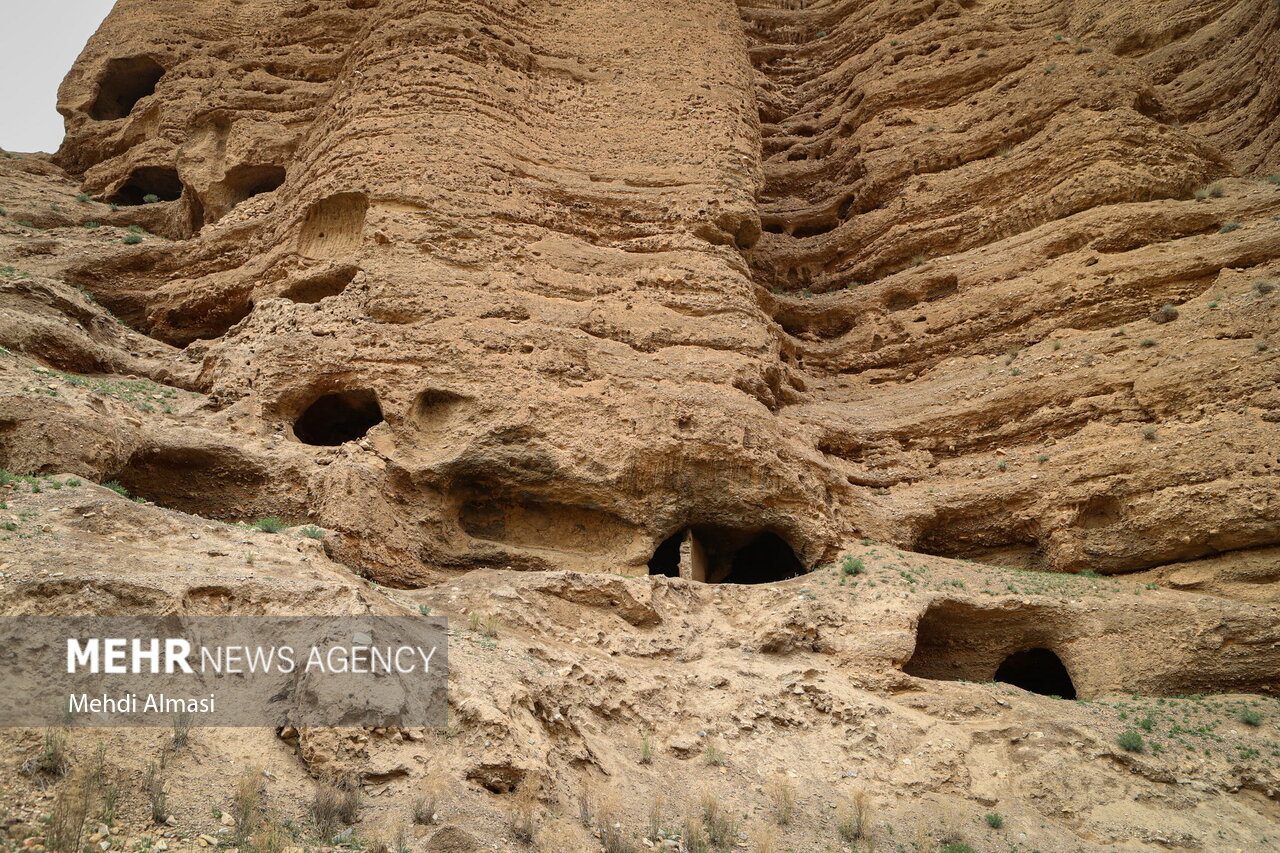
0, 0, 117, 153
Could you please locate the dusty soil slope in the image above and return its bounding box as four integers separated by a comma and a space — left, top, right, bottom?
0, 0, 1278, 849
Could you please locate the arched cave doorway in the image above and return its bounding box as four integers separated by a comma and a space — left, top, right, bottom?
647, 530, 683, 578
109, 167, 184, 205
647, 526, 806, 584
994, 648, 1076, 699
292, 389, 383, 446
89, 55, 165, 120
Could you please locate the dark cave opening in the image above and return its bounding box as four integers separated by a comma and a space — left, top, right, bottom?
647, 530, 683, 577
219, 164, 286, 216
89, 56, 165, 120
647, 526, 805, 583
292, 389, 384, 446
722, 530, 806, 584
109, 167, 184, 206
994, 648, 1077, 699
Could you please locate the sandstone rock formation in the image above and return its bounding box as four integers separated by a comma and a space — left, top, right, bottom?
0, 0, 1278, 848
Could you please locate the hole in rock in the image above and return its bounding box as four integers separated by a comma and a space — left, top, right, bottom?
112, 445, 275, 519
281, 264, 358, 303
647, 530, 683, 577
298, 192, 368, 259
994, 648, 1077, 699
904, 600, 1078, 694
89, 56, 165, 120
647, 526, 806, 583
292, 389, 383, 445
410, 388, 470, 434
791, 220, 837, 239
208, 165, 286, 221
109, 167, 183, 206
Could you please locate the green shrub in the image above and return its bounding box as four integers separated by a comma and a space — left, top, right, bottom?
83, 221, 100, 229
418, 604, 431, 616
142, 193, 160, 204
1218, 221, 1242, 233
1193, 183, 1225, 200
1138, 715, 1155, 732
122, 234, 144, 245
299, 525, 324, 539
1238, 708, 1262, 727
1149, 304, 1178, 324
102, 480, 129, 497
984, 812, 1003, 829
253, 517, 286, 534
1253, 280, 1276, 295
840, 555, 865, 576
1139, 338, 1157, 348
76, 192, 90, 202
943, 845, 977, 853
1142, 425, 1158, 441
1117, 730, 1145, 752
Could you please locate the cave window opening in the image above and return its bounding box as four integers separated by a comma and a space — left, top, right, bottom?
292, 389, 383, 446
89, 56, 165, 120
994, 648, 1076, 699
109, 167, 183, 206
647, 530, 683, 577
646, 526, 806, 584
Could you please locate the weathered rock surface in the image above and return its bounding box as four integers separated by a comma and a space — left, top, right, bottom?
0, 0, 1278, 848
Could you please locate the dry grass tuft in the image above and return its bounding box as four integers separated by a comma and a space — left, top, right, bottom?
836, 788, 870, 842
764, 775, 795, 825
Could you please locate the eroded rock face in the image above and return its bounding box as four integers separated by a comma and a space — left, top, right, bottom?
5, 0, 1277, 591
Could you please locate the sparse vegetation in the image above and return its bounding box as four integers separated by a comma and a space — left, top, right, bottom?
231, 768, 265, 840
47, 772, 95, 853
1142, 425, 1158, 441
840, 555, 865, 577
1140, 337, 1157, 347
835, 789, 869, 842
984, 812, 1003, 829
1253, 280, 1276, 295
142, 193, 161, 204
411, 770, 447, 824
765, 775, 795, 826
702, 743, 726, 767
1218, 221, 1242, 233
299, 524, 325, 539
639, 732, 654, 764
253, 517, 286, 533
1117, 730, 1146, 752
509, 782, 540, 842
1193, 183, 1225, 200
1150, 303, 1179, 324
122, 233, 144, 245
1238, 707, 1263, 727
700, 790, 737, 848
144, 761, 167, 824
23, 728, 69, 777
311, 776, 360, 840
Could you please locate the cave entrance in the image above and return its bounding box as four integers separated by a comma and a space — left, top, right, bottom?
647, 530, 684, 578
89, 56, 165, 120
995, 648, 1077, 699
647, 526, 805, 583
207, 165, 287, 221
292, 389, 383, 446
109, 167, 183, 205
